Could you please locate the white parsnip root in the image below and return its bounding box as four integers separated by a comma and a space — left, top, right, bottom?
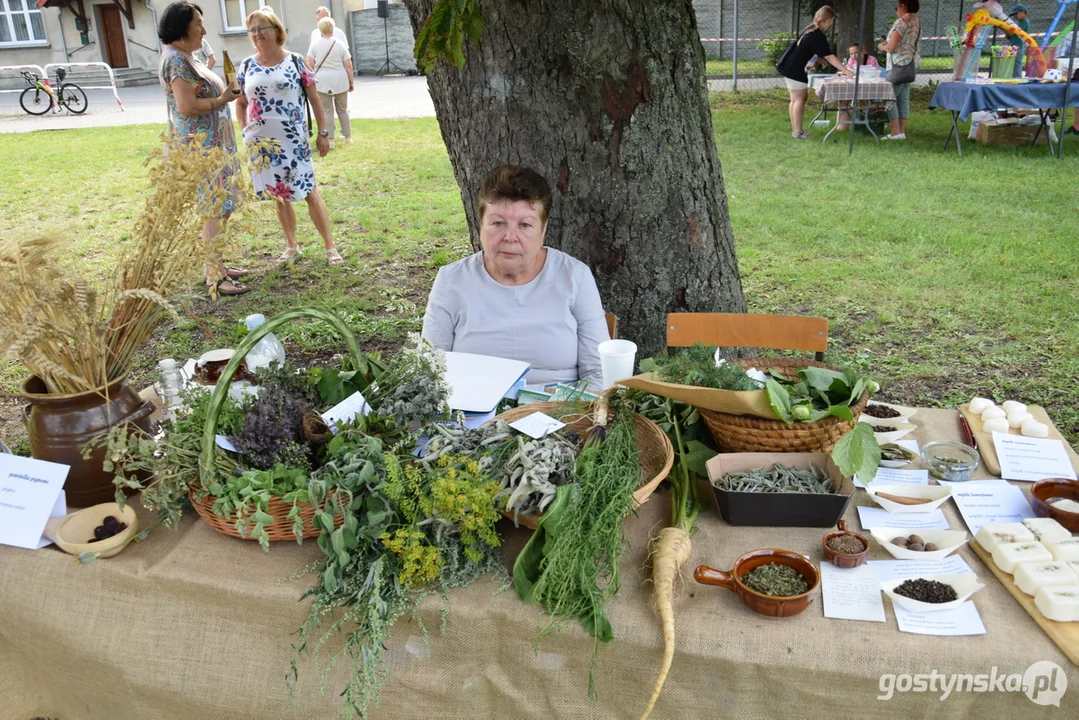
639, 526, 693, 720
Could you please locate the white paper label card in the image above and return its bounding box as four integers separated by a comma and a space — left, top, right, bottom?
820, 561, 886, 622
948, 480, 1035, 536
0, 455, 69, 550
993, 432, 1077, 482
509, 411, 566, 439
36, 490, 67, 550
855, 467, 929, 488
321, 391, 372, 434
870, 555, 973, 583
892, 601, 987, 636
857, 506, 951, 531
215, 435, 241, 453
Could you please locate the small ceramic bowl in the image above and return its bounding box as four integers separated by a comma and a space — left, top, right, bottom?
1030, 479, 1079, 533
922, 440, 980, 482
865, 401, 917, 421
864, 484, 953, 513
694, 548, 820, 618
881, 573, 984, 613
45, 502, 139, 558
822, 520, 869, 568
867, 528, 970, 560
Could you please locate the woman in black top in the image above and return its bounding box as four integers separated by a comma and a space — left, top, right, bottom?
776, 5, 852, 138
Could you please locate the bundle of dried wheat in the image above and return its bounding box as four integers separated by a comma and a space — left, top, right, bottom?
0, 134, 263, 395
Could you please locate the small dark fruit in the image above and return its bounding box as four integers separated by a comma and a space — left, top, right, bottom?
103, 515, 119, 530
908, 543, 925, 552
908, 534, 924, 546
892, 536, 909, 547
924, 543, 939, 552
116, 522, 127, 532
94, 525, 109, 540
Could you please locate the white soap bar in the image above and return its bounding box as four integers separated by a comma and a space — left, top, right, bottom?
1034, 585, 1079, 622
1044, 537, 1079, 563
1002, 400, 1027, 415
983, 417, 1010, 434
976, 522, 1035, 553
993, 541, 1053, 574
981, 406, 1006, 422
1014, 561, 1078, 596
1051, 499, 1079, 513
1022, 518, 1072, 542
969, 397, 994, 414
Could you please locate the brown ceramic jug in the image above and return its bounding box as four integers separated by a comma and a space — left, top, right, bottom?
22, 374, 154, 508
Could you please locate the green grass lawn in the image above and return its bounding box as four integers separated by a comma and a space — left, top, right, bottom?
1, 91, 1077, 450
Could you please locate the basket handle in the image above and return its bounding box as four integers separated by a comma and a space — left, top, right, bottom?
198, 308, 367, 486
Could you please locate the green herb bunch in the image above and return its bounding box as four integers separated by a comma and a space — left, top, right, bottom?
641, 344, 761, 390
292, 430, 504, 717
366, 334, 450, 426
88, 386, 245, 526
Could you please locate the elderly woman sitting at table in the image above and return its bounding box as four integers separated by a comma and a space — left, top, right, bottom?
422, 165, 610, 390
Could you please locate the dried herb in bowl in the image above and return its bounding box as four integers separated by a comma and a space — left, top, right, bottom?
714, 463, 836, 494
741, 563, 809, 597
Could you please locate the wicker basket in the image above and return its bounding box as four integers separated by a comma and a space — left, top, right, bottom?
493, 401, 674, 530
193, 308, 369, 543
187, 484, 340, 542
699, 358, 868, 453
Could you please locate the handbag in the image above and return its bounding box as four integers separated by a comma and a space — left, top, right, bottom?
775, 35, 801, 73
290, 53, 314, 137
887, 18, 920, 84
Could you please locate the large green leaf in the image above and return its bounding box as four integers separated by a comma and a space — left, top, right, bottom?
831, 423, 880, 484
765, 378, 794, 424
684, 440, 718, 478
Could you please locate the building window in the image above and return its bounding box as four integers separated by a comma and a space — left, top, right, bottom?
0, 0, 47, 46
221, 0, 282, 32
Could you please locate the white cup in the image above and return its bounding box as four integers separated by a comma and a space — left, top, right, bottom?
598, 339, 637, 389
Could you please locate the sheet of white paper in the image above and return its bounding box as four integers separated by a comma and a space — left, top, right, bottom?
0, 455, 70, 550
35, 490, 67, 550
509, 411, 566, 439
321, 391, 372, 434
182, 357, 197, 382
215, 435, 241, 453
444, 352, 530, 413
892, 601, 987, 636
855, 467, 929, 488
993, 432, 1078, 482
869, 555, 973, 583
820, 561, 886, 622
896, 439, 919, 455
947, 479, 1035, 536
856, 506, 951, 531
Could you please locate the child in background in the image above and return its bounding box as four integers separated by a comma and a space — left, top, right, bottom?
845, 43, 880, 71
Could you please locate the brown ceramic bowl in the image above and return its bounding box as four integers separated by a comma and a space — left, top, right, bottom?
694, 548, 820, 618
1030, 478, 1079, 532
822, 519, 869, 568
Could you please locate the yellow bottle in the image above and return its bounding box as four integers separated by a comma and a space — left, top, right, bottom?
223, 50, 236, 86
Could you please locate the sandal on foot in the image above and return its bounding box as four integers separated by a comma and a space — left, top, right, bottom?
212, 278, 250, 296
276, 245, 302, 264
326, 248, 345, 267
224, 266, 249, 280
792, 130, 811, 139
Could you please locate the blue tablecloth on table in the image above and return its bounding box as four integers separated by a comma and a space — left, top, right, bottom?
930, 81, 1079, 122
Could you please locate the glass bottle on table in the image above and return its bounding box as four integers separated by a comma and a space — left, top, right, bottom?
156, 358, 185, 422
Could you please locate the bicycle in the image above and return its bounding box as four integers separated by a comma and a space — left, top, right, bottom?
19, 68, 88, 116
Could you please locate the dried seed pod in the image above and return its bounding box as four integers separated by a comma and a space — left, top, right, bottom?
891, 536, 910, 547
908, 534, 924, 546
908, 543, 925, 552
924, 542, 939, 552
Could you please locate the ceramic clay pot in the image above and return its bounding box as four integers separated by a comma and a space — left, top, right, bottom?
22, 374, 154, 508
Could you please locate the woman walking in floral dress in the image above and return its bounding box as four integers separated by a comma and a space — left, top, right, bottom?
234, 7, 344, 266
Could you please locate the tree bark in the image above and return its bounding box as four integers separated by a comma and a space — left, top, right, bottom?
833, 0, 877, 56
404, 0, 746, 358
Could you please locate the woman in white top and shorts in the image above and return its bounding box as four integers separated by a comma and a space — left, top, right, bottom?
306, 17, 354, 147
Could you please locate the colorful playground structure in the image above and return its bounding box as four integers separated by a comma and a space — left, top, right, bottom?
957, 8, 1047, 79
1042, 0, 1079, 48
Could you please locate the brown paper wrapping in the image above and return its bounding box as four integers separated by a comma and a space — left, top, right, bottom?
618, 372, 778, 419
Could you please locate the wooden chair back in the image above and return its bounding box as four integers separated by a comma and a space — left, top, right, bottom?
666, 313, 828, 361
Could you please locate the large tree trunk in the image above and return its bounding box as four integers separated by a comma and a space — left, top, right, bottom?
833, 0, 877, 56
404, 0, 746, 357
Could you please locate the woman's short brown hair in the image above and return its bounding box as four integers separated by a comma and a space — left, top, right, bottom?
477, 165, 552, 222
246, 7, 286, 46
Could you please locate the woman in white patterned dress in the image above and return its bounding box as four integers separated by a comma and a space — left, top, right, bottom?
234, 8, 344, 266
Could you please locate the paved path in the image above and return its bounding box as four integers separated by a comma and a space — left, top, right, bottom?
0, 75, 435, 133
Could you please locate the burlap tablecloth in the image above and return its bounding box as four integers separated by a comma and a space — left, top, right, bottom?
3, 409, 1078, 719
